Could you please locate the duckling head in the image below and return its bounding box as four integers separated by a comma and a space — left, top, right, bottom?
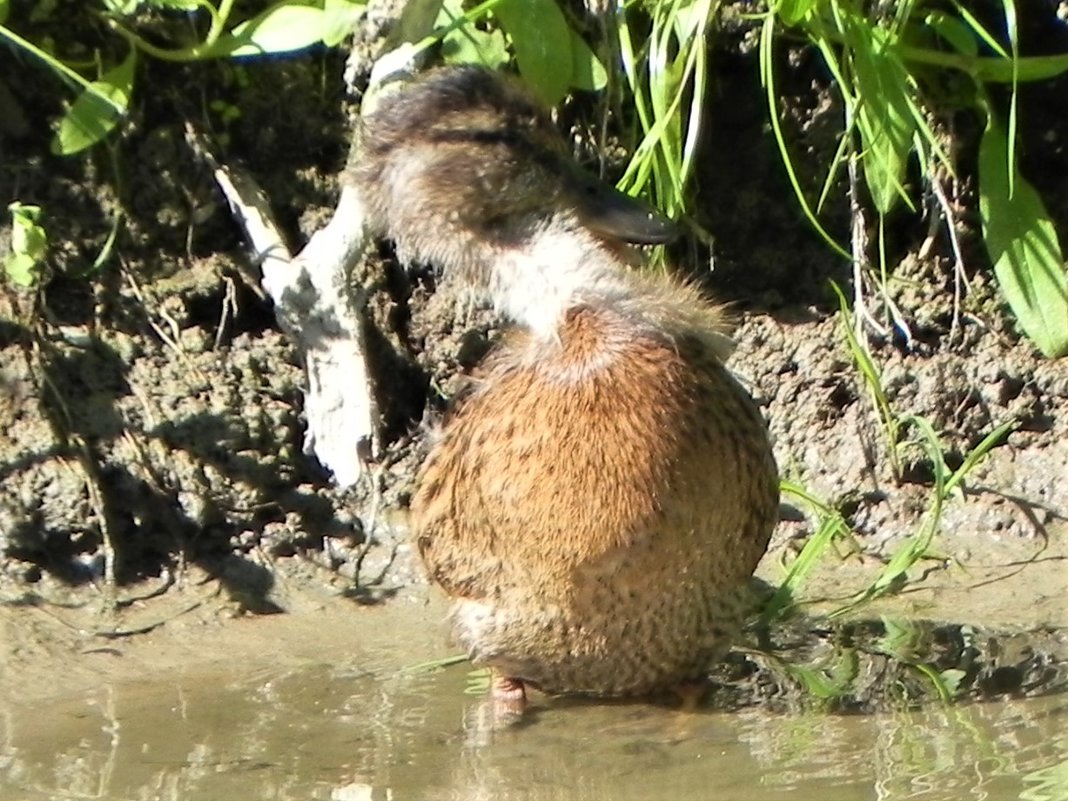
352, 66, 676, 308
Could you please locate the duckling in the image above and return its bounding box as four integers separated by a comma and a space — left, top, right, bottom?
353, 66, 779, 709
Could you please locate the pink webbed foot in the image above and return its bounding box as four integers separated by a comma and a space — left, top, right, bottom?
463, 673, 529, 744
491, 674, 528, 720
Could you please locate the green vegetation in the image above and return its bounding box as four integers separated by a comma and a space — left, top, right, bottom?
0, 0, 367, 157
0, 0, 606, 161
759, 0, 1068, 357
1022, 759, 1068, 801
760, 479, 852, 624
760, 284, 1017, 629
752, 615, 983, 708
6, 1, 1067, 355
3, 202, 47, 287
615, 0, 717, 222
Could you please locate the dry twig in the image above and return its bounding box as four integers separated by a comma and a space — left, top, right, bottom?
183, 1, 431, 487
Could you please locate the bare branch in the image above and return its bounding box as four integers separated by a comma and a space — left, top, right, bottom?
185, 119, 378, 487
185, 10, 430, 487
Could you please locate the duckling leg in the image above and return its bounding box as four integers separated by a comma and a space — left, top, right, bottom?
463, 673, 528, 742
491, 673, 528, 719
672, 680, 709, 713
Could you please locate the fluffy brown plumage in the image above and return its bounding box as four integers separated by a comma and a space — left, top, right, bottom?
353, 66, 779, 701
352, 66, 675, 290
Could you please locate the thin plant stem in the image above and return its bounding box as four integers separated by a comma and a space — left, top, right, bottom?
0, 24, 126, 112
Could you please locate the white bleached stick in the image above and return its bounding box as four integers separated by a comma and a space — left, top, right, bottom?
188, 41, 424, 487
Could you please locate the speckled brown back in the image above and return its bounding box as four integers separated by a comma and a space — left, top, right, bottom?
412, 300, 778, 694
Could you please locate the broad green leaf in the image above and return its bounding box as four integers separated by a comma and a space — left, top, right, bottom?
568, 27, 606, 92
322, 0, 366, 47
441, 25, 508, 68
51, 50, 135, 155
226, 3, 326, 57
4, 254, 40, 287
979, 116, 1068, 358
494, 0, 571, 106
923, 12, 978, 57
776, 0, 816, 26
4, 202, 47, 288
437, 0, 507, 68
849, 22, 917, 213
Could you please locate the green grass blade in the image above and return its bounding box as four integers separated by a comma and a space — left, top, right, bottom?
912, 662, 956, 703
948, 0, 1010, 58
832, 282, 900, 462
831, 414, 1013, 619
1000, 0, 1019, 199
680, 25, 706, 189
403, 654, 468, 673
761, 509, 846, 622
943, 420, 1016, 498
760, 12, 850, 259
901, 414, 949, 497
815, 124, 851, 215
979, 114, 1068, 357
894, 46, 1068, 83
923, 11, 978, 57
616, 0, 716, 218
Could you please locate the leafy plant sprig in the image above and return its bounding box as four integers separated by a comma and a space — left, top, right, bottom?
0, 0, 371, 156
616, 0, 718, 222
4, 203, 48, 288
761, 0, 1068, 357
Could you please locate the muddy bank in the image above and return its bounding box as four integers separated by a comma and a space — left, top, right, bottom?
2, 517, 1065, 717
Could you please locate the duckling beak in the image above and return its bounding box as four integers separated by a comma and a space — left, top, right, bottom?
568, 171, 678, 245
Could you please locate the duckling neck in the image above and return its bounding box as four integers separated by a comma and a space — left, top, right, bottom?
489, 227, 631, 339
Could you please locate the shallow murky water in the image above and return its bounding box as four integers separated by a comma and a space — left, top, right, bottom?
2, 647, 1066, 801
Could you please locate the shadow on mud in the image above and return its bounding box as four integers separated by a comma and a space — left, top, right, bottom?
0, 316, 379, 610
